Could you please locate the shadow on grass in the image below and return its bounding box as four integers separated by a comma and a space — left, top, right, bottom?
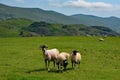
26, 67, 73, 73
26, 68, 46, 73
65, 67, 73, 71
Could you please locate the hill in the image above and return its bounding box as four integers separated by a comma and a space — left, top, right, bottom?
0, 3, 120, 33
71, 14, 120, 33
0, 3, 77, 24
25, 22, 119, 36
0, 18, 33, 37
0, 18, 119, 37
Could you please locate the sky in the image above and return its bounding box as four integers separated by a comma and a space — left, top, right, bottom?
0, 0, 120, 18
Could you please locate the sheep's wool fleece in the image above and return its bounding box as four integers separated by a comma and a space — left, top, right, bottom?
71, 53, 81, 62
60, 52, 70, 59
56, 53, 67, 64
44, 49, 59, 60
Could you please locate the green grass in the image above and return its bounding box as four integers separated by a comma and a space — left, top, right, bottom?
0, 36, 120, 80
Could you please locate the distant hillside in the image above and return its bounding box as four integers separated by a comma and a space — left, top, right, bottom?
71, 14, 120, 33
0, 18, 119, 37
0, 3, 120, 33
0, 18, 33, 37
0, 4, 77, 24
24, 22, 119, 36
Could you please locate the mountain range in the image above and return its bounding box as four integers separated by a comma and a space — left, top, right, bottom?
0, 3, 120, 33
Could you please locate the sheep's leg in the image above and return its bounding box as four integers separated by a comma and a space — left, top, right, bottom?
74, 63, 76, 70
48, 61, 50, 71
72, 61, 74, 69
58, 64, 59, 70
45, 59, 47, 70
56, 62, 59, 70
60, 64, 62, 72
53, 60, 55, 68
63, 66, 66, 71
78, 62, 80, 68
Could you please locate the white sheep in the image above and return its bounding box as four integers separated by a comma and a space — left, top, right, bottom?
99, 37, 104, 42
71, 50, 81, 69
56, 52, 70, 72
40, 45, 59, 71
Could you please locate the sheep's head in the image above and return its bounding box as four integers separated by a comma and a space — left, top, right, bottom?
63, 60, 68, 70
72, 50, 78, 55
40, 45, 48, 48
40, 45, 48, 52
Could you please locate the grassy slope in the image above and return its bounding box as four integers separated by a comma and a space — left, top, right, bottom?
0, 18, 119, 37
0, 18, 33, 37
0, 36, 120, 80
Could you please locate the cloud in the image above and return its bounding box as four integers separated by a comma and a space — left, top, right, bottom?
15, 0, 25, 3
63, 0, 113, 9
47, 0, 117, 11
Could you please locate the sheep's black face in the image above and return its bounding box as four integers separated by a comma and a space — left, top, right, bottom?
40, 45, 48, 50
40, 45, 48, 53
41, 45, 48, 48
73, 50, 78, 55
63, 60, 68, 70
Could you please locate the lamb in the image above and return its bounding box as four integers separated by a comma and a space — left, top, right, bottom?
71, 50, 81, 69
40, 45, 59, 71
56, 52, 70, 72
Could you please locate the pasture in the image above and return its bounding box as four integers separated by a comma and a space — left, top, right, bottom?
0, 36, 120, 80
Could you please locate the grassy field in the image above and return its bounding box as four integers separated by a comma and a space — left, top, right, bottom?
0, 36, 120, 80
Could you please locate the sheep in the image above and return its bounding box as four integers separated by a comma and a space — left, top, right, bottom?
99, 37, 104, 42
56, 52, 70, 72
40, 45, 59, 71
71, 50, 81, 69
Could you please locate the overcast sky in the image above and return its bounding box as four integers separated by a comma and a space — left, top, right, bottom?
0, 0, 120, 18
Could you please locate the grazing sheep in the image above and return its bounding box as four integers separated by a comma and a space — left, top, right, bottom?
99, 37, 104, 42
56, 52, 70, 72
40, 45, 59, 71
71, 50, 81, 69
